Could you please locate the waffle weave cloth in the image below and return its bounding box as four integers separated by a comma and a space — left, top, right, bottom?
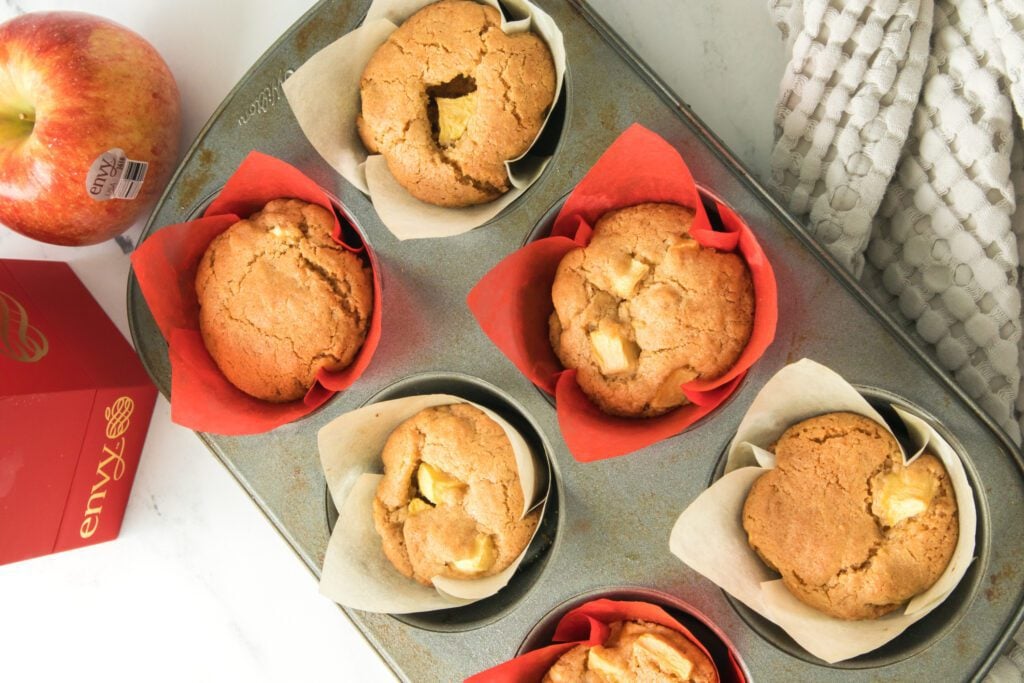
769, 0, 1024, 445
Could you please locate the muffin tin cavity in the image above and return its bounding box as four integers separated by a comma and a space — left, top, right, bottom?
325, 371, 561, 632
517, 587, 750, 682
522, 188, 750, 420
184, 186, 377, 267
710, 387, 989, 669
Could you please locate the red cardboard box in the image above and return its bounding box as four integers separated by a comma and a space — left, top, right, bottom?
0, 259, 156, 565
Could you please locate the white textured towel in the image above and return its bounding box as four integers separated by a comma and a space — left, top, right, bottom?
770, 0, 1024, 444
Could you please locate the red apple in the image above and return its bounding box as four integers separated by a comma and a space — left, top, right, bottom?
0, 12, 181, 246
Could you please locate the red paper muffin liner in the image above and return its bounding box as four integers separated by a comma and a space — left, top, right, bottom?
465, 598, 745, 683
131, 151, 383, 434
467, 124, 777, 460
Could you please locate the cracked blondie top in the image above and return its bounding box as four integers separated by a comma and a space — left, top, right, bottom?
357, 0, 556, 207
195, 199, 373, 402
549, 202, 754, 417
742, 412, 959, 620
373, 403, 539, 586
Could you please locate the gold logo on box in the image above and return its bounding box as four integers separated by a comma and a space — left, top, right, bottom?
0, 289, 48, 363
80, 396, 136, 539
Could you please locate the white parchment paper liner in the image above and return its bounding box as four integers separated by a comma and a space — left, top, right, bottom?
317, 393, 548, 613
669, 358, 977, 663
283, 0, 567, 240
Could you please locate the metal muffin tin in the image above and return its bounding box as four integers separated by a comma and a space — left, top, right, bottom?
125, 0, 1024, 680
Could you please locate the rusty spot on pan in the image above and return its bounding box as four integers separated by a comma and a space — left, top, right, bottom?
985, 563, 1018, 603
177, 148, 216, 212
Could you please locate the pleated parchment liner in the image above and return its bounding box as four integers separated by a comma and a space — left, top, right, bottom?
284, 0, 567, 239
670, 358, 976, 663
317, 394, 548, 613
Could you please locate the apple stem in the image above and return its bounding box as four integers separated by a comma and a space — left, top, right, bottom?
18, 112, 34, 123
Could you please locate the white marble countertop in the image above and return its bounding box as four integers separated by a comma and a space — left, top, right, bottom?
0, 1, 785, 681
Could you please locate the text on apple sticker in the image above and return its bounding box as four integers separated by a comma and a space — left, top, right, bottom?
86, 148, 149, 201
